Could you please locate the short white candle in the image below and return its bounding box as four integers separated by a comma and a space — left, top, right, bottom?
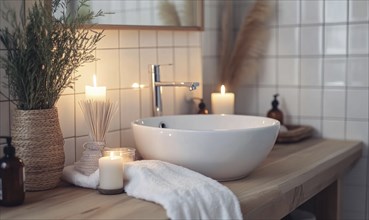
85, 75, 106, 101
211, 85, 235, 114
98, 153, 123, 190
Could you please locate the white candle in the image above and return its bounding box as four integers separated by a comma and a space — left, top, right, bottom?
98, 153, 123, 190
211, 85, 235, 114
85, 75, 106, 101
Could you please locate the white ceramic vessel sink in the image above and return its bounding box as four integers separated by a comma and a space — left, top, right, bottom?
132, 114, 280, 181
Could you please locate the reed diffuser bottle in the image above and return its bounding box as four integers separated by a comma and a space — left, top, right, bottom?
0, 136, 25, 206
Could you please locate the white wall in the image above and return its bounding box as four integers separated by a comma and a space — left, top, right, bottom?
0, 1, 203, 165
202, 0, 369, 219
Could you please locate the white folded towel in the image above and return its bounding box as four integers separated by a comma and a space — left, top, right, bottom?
62, 160, 243, 220
62, 165, 99, 189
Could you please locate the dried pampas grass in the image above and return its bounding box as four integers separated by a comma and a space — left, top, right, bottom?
220, 0, 274, 89
159, 0, 181, 26
183, 0, 195, 26
219, 0, 233, 86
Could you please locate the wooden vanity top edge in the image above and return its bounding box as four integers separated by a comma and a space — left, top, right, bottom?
1, 138, 363, 220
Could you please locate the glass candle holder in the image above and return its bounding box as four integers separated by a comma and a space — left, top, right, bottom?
103, 147, 136, 165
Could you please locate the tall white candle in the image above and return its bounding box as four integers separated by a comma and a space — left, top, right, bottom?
85, 75, 106, 101
211, 85, 235, 114
98, 153, 123, 190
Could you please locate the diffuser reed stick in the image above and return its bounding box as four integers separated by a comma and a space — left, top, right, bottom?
79, 100, 118, 142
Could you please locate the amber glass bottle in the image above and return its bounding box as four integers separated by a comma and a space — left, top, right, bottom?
267, 94, 284, 125
0, 136, 25, 206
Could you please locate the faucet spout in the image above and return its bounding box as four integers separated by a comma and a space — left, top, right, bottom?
189, 83, 199, 91
150, 64, 200, 116
154, 82, 200, 91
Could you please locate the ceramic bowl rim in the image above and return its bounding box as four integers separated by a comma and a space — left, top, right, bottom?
131, 114, 280, 133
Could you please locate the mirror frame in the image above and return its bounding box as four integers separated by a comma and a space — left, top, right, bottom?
45, 0, 204, 31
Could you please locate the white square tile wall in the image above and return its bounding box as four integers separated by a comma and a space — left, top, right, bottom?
323, 58, 347, 87
259, 58, 276, 85
349, 23, 369, 55
202, 0, 369, 218
324, 25, 347, 55
300, 26, 323, 55
301, 0, 323, 24
278, 58, 299, 86
300, 88, 322, 117
349, 0, 369, 22
325, 0, 348, 23
300, 58, 322, 86
278, 0, 300, 25
278, 27, 299, 56
347, 57, 369, 87
347, 89, 369, 119
322, 119, 345, 139
323, 89, 346, 118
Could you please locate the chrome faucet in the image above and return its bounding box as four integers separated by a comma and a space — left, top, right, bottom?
150, 64, 200, 116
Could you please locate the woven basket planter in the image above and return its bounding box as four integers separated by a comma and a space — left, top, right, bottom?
11, 107, 65, 191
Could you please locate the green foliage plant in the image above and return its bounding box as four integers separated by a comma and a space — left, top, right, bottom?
0, 0, 104, 110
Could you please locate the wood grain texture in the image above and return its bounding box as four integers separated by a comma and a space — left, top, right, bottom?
1, 138, 362, 219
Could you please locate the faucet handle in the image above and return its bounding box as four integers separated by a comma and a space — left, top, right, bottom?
150, 64, 172, 72
150, 64, 173, 78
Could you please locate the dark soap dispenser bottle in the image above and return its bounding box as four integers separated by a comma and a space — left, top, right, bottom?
0, 136, 25, 206
267, 94, 284, 125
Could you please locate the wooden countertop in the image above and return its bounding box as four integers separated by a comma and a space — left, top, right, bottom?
1, 138, 362, 219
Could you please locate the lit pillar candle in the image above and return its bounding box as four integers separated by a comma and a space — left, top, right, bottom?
211, 85, 235, 114
85, 75, 106, 101
98, 153, 123, 190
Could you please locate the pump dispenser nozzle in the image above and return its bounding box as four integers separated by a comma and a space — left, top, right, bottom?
272, 94, 279, 109
0, 136, 15, 156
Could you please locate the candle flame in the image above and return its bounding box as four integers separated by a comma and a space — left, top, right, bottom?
132, 83, 140, 88
131, 83, 145, 89
93, 74, 97, 87
221, 85, 226, 95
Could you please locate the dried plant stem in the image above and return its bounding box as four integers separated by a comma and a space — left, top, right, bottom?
218, 0, 233, 87
0, 0, 104, 110
159, 0, 181, 26
183, 0, 195, 26
220, 0, 274, 89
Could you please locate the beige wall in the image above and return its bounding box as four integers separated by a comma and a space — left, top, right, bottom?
0, 1, 203, 165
